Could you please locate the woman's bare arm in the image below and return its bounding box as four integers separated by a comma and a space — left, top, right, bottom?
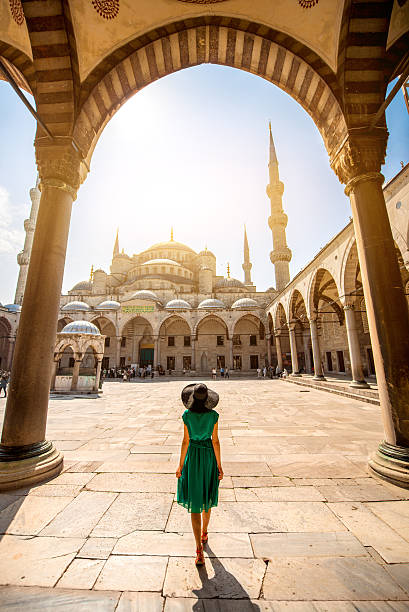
212, 421, 223, 480
176, 424, 189, 478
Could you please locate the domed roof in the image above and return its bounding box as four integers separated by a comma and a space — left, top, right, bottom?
61, 301, 91, 312
95, 300, 121, 311
4, 303, 22, 312
216, 277, 245, 289
146, 240, 196, 253
60, 320, 101, 335
142, 258, 181, 266
129, 290, 162, 303
198, 298, 225, 309
232, 298, 258, 309
71, 280, 91, 292
198, 249, 216, 258
165, 299, 192, 310
266, 286, 276, 292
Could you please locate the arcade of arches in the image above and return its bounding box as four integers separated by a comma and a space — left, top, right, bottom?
1, 2, 409, 491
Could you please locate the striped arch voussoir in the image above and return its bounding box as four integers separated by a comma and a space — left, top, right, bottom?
73, 25, 347, 165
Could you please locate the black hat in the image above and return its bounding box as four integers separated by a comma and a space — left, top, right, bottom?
181, 383, 219, 410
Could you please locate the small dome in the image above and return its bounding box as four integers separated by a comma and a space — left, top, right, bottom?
4, 303, 22, 312
61, 301, 91, 312
71, 280, 91, 292
232, 298, 258, 309
216, 277, 245, 289
198, 298, 225, 309
60, 320, 101, 335
141, 258, 181, 266
165, 299, 192, 310
129, 290, 162, 303
198, 250, 216, 258
266, 287, 276, 292
95, 300, 121, 311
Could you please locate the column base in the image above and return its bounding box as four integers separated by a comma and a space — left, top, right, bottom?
0, 441, 63, 491
313, 374, 326, 381
350, 380, 370, 389
368, 441, 409, 489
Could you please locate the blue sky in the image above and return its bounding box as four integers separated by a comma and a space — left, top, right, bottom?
0, 65, 408, 303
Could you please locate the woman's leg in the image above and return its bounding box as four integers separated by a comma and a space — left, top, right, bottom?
202, 508, 211, 534
191, 513, 202, 549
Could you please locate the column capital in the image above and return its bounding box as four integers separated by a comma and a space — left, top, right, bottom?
288, 322, 296, 332
35, 139, 85, 201
330, 129, 388, 192
343, 303, 355, 311
274, 330, 282, 337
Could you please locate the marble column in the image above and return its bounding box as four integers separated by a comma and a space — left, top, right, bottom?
94, 359, 102, 392
303, 330, 312, 374
288, 323, 301, 376
331, 131, 409, 487
228, 338, 233, 370
116, 336, 122, 368
70, 359, 81, 391
191, 336, 196, 370
275, 332, 283, 370
154, 336, 159, 368
50, 360, 58, 391
344, 304, 369, 388
309, 316, 325, 380
6, 337, 15, 371
0, 142, 82, 491
266, 334, 272, 366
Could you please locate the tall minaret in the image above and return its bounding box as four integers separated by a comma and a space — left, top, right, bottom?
113, 228, 119, 258
242, 225, 253, 286
15, 177, 41, 305
266, 122, 291, 291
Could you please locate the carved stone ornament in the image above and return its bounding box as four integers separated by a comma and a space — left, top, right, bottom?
9, 0, 24, 25
35, 143, 83, 200
91, 0, 120, 20
298, 0, 319, 7
330, 129, 388, 192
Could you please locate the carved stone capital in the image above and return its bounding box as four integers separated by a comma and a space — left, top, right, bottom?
35, 141, 83, 201
330, 129, 388, 192
343, 303, 355, 311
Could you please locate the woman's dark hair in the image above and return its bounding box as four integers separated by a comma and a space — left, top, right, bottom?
188, 398, 210, 413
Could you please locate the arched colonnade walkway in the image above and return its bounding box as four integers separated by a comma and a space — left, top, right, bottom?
1, 7, 409, 489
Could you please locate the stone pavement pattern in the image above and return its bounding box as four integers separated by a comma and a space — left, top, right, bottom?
1, 379, 409, 610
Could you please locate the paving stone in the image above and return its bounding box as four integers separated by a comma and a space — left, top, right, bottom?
263, 557, 407, 600
250, 532, 368, 559
40, 491, 117, 538
318, 484, 402, 503
0, 494, 23, 512
232, 477, 293, 488
66, 461, 102, 472
94, 556, 168, 591
0, 535, 84, 587
116, 592, 165, 612
27, 484, 84, 497
235, 486, 324, 502
0, 587, 120, 610
223, 462, 272, 476
91, 492, 174, 537
0, 495, 74, 536
367, 501, 409, 541
86, 472, 176, 493
328, 502, 409, 563
56, 558, 105, 589
166, 501, 346, 533
114, 531, 253, 557
268, 455, 366, 478
96, 459, 176, 473
77, 537, 117, 559
384, 564, 409, 594
51, 472, 96, 486
163, 557, 266, 599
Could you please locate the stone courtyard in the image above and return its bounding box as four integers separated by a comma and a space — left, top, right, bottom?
1, 379, 409, 610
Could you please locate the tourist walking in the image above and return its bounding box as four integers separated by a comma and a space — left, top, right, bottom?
176, 383, 223, 566
225, 367, 229, 379
0, 373, 8, 397
211, 367, 217, 380
257, 367, 261, 378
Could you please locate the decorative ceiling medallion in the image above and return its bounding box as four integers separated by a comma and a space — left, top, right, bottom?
9, 0, 24, 26
298, 0, 319, 7
91, 0, 120, 20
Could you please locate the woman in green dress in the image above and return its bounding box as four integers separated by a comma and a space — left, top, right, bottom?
176, 383, 223, 566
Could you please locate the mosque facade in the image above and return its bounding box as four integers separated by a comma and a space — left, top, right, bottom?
1, 135, 408, 379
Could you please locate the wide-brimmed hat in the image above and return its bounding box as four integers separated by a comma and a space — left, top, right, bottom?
181, 383, 219, 410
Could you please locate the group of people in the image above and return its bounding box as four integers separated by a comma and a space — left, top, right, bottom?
211, 367, 230, 379
0, 370, 9, 397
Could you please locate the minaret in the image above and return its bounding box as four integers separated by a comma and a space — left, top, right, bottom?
266, 122, 292, 291
242, 225, 253, 285
15, 177, 41, 305
113, 228, 119, 258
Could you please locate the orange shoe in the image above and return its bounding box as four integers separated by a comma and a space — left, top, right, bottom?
195, 547, 205, 566
201, 530, 208, 544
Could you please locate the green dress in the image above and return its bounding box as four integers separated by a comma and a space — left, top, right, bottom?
177, 409, 220, 513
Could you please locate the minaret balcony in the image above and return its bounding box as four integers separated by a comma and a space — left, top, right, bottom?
17, 251, 29, 266
268, 212, 288, 229
270, 247, 292, 264
24, 219, 35, 232
266, 182, 284, 198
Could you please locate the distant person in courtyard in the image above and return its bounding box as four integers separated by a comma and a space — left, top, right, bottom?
257, 367, 261, 378
212, 367, 217, 380
275, 364, 282, 377
262, 366, 267, 378
220, 367, 224, 378
0, 373, 8, 397
176, 383, 223, 566
225, 367, 229, 379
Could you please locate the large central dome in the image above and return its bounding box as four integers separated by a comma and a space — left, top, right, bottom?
145, 240, 196, 253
